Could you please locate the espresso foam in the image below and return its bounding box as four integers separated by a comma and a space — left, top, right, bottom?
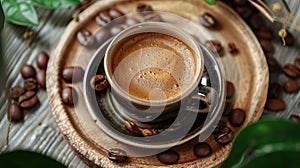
111, 32, 196, 100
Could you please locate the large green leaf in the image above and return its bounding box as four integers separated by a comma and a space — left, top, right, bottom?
0, 150, 66, 168
31, 0, 81, 9
1, 0, 38, 26
221, 118, 300, 168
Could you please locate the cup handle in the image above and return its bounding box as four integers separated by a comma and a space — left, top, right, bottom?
185, 85, 217, 113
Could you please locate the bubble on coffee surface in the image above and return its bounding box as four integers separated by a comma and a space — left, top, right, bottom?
112, 32, 196, 100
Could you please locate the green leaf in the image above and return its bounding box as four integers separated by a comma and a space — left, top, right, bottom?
220, 118, 300, 168
31, 0, 81, 9
205, 0, 216, 5
0, 150, 66, 168
281, 0, 291, 13
1, 0, 38, 26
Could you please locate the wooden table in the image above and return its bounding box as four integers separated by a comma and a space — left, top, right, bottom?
0, 0, 299, 167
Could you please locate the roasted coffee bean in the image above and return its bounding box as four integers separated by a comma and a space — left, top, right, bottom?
36, 69, 46, 89
223, 100, 233, 116
95, 11, 111, 27
125, 120, 142, 136
24, 78, 37, 91
108, 9, 124, 20
205, 40, 223, 55
235, 5, 252, 19
290, 115, 300, 123
142, 128, 158, 137
9, 85, 25, 99
110, 24, 125, 36
18, 91, 39, 109
20, 64, 36, 79
199, 13, 217, 29
62, 87, 77, 106
90, 74, 108, 91
143, 12, 162, 22
94, 29, 110, 45
283, 31, 294, 46
193, 142, 212, 158
259, 39, 274, 53
213, 121, 234, 145
62, 66, 84, 83
226, 81, 235, 99
268, 83, 282, 98
36, 51, 49, 69
266, 98, 286, 111
157, 150, 179, 165
258, 27, 273, 40
77, 29, 97, 48
125, 18, 139, 26
216, 130, 234, 145
267, 56, 281, 72
227, 42, 239, 55
108, 148, 127, 163
7, 103, 24, 123
249, 13, 264, 30
283, 64, 300, 78
294, 58, 300, 70
229, 108, 246, 127
283, 79, 299, 93
136, 3, 153, 13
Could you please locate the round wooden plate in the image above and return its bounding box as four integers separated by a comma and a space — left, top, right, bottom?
47, 0, 268, 167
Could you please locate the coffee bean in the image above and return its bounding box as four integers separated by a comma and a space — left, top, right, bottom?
125, 18, 139, 26
20, 64, 36, 79
216, 130, 234, 145
283, 79, 299, 93
142, 128, 158, 137
249, 13, 264, 30
95, 11, 111, 27
205, 40, 223, 55
235, 5, 252, 19
143, 12, 162, 22
284, 31, 294, 46
90, 74, 108, 91
18, 91, 39, 109
199, 13, 218, 29
226, 81, 235, 99
77, 29, 97, 48
294, 58, 300, 71
290, 115, 300, 123
234, 0, 247, 5
259, 39, 274, 53
108, 9, 124, 20
108, 148, 127, 163
283, 64, 300, 78
268, 83, 282, 98
94, 29, 110, 45
62, 87, 78, 106
267, 56, 281, 72
62, 66, 84, 83
136, 3, 153, 13
24, 78, 37, 91
213, 121, 234, 145
125, 120, 142, 136
266, 98, 286, 111
223, 100, 233, 116
36, 69, 46, 89
193, 142, 212, 158
110, 24, 125, 36
9, 86, 25, 99
227, 42, 239, 55
157, 150, 179, 165
36, 51, 49, 69
258, 27, 273, 40
229, 108, 246, 127
7, 103, 24, 123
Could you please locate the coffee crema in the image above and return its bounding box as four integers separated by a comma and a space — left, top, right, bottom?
111, 32, 197, 100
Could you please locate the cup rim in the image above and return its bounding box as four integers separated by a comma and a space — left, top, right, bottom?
104, 22, 204, 106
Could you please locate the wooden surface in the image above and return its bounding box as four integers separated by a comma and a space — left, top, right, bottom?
0, 0, 299, 168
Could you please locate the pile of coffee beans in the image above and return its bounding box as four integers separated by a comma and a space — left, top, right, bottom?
7, 51, 49, 123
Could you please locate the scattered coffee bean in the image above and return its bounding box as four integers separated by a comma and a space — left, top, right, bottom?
108, 148, 127, 163
62, 66, 84, 83
193, 142, 212, 158
36, 70, 46, 89
20, 64, 36, 79
259, 39, 274, 53
294, 58, 300, 71
229, 108, 246, 127
226, 81, 235, 99
235, 5, 252, 19
143, 12, 162, 22
62, 87, 77, 106
199, 13, 218, 29
213, 121, 234, 145
136, 3, 153, 14
90, 74, 108, 92
227, 42, 239, 55
223, 100, 233, 116
125, 18, 139, 26
205, 40, 223, 55
249, 13, 264, 30
283, 64, 300, 78
258, 27, 273, 40
7, 103, 24, 123
9, 85, 25, 99
267, 56, 281, 72
24, 78, 37, 91
95, 11, 111, 27
283, 31, 294, 46
36, 51, 49, 69
142, 128, 158, 137
125, 120, 142, 136
290, 115, 300, 123
283, 79, 299, 93
94, 29, 110, 45
18, 91, 39, 109
157, 150, 179, 165
108, 8, 124, 20
77, 29, 97, 48
110, 24, 125, 36
268, 83, 282, 98
266, 98, 286, 111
